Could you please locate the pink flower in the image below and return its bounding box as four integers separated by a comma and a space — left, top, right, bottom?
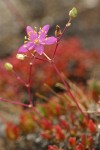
18, 25, 57, 55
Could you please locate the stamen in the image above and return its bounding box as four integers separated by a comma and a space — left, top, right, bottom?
42, 30, 44, 32
34, 39, 39, 44
28, 31, 33, 36
24, 41, 28, 44
45, 37, 48, 40
28, 32, 30, 36
24, 36, 27, 39
35, 26, 37, 32
43, 52, 51, 61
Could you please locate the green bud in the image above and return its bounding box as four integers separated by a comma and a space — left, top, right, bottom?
16, 54, 25, 60
4, 62, 13, 71
69, 7, 77, 18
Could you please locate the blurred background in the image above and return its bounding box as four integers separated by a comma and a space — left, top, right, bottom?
0, 0, 100, 57
0, 1, 100, 149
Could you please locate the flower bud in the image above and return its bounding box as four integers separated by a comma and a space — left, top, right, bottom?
69, 7, 77, 18
55, 25, 62, 37
16, 54, 25, 60
4, 62, 13, 71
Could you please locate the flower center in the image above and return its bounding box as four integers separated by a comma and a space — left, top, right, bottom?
34, 39, 39, 45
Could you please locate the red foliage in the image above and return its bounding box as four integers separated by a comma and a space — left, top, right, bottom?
68, 137, 76, 147
53, 125, 66, 141
6, 122, 20, 140
0, 38, 99, 101
40, 118, 52, 130
41, 131, 51, 140
48, 145, 62, 150
75, 143, 85, 150
87, 119, 96, 133
60, 119, 70, 131
19, 112, 36, 133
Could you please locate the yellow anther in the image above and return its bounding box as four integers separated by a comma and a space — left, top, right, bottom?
24, 36, 27, 39
34, 27, 37, 32
28, 33, 30, 36
24, 41, 27, 44
34, 39, 39, 44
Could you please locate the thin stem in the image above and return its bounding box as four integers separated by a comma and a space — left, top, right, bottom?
43, 52, 51, 61
26, 56, 48, 62
31, 107, 44, 118
0, 98, 43, 118
52, 62, 88, 120
27, 62, 33, 105
59, 17, 71, 41
36, 92, 48, 102
44, 83, 59, 96
10, 58, 35, 106
52, 18, 71, 59
35, 57, 49, 62
13, 70, 26, 86
52, 41, 59, 59
0, 97, 28, 107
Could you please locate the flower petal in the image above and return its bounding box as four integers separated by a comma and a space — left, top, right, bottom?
43, 37, 57, 45
18, 45, 28, 53
39, 25, 50, 39
34, 44, 44, 55
18, 42, 34, 53
26, 26, 38, 41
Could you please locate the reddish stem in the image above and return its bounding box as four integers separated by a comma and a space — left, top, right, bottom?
52, 41, 59, 59
52, 21, 71, 59
13, 70, 26, 86
35, 57, 49, 62
0, 98, 43, 118
27, 62, 33, 105
27, 56, 48, 62
0, 98, 28, 107
52, 62, 88, 120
